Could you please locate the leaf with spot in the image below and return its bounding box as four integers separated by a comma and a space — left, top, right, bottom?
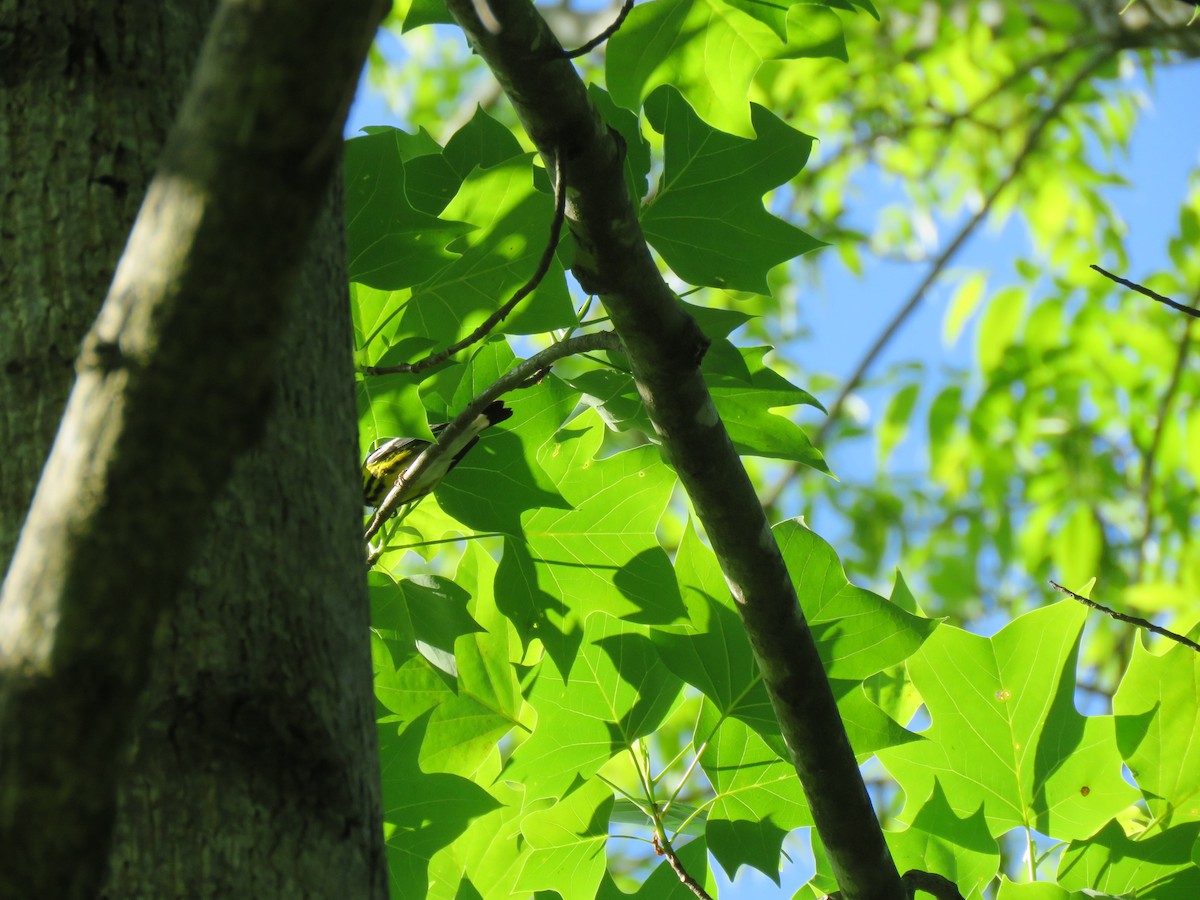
879, 602, 1140, 839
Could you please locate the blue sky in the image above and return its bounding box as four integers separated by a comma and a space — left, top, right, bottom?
345, 27, 1200, 900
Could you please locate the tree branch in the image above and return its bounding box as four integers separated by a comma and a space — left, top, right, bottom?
441, 1, 905, 897
562, 0, 635, 58
366, 150, 569, 375
815, 51, 1111, 447
1049, 581, 1200, 653
900, 870, 967, 900
1090, 264, 1200, 318
1135, 315, 1194, 580
364, 330, 623, 550
657, 833, 713, 900
0, 2, 387, 896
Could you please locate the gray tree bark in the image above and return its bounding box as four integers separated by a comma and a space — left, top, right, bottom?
440, 1, 905, 898
0, 2, 388, 897
101, 179, 388, 899
0, 1, 215, 568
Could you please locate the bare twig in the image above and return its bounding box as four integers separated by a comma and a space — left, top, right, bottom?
562, 0, 634, 58
812, 41, 1089, 193
1134, 317, 1194, 580
1089, 264, 1200, 318
364, 330, 624, 548
654, 832, 713, 900
1049, 581, 1200, 653
814, 51, 1112, 448
366, 152, 568, 376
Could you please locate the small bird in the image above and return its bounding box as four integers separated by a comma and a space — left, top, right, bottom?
362, 400, 513, 508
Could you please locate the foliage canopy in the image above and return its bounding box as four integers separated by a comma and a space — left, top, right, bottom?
352, 1, 1200, 897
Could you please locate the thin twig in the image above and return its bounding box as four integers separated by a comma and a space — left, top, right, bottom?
1089, 264, 1200, 318
1134, 316, 1194, 580
366, 152, 569, 376
562, 0, 633, 58
1049, 581, 1200, 653
814, 51, 1112, 448
655, 831, 713, 900
812, 40, 1089, 179
364, 330, 624, 546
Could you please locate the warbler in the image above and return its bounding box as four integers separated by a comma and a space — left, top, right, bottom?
362, 400, 513, 508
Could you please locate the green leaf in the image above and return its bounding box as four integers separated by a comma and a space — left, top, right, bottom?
435, 372, 575, 535
442, 105, 524, 178
1114, 635, 1200, 825
358, 376, 431, 462
379, 711, 500, 900
370, 550, 528, 780
775, 520, 936, 680
402, 574, 484, 659
641, 87, 823, 293
607, 0, 844, 136
976, 286, 1027, 373
829, 678, 921, 755
1051, 504, 1101, 593
495, 409, 685, 666
501, 612, 683, 799
370, 571, 483, 680
993, 880, 1086, 900
771, 1, 850, 58
653, 523, 779, 745
927, 384, 966, 495
396, 0, 452, 30
596, 838, 715, 899
681, 298, 755, 338
697, 700, 811, 883
399, 154, 574, 347
943, 272, 988, 347
353, 116, 504, 220
656, 524, 922, 758
878, 381, 920, 468
705, 346, 827, 469
370, 572, 418, 670
515, 780, 614, 900
426, 781, 537, 900
374, 651, 450, 723
415, 546, 526, 778
879, 602, 1140, 839
344, 130, 470, 290
886, 780, 1000, 900
589, 85, 653, 204
352, 283, 427, 366
1058, 820, 1200, 899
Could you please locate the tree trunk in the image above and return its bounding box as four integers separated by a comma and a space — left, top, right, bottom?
1, 2, 386, 896
101, 178, 387, 899
0, 1, 215, 567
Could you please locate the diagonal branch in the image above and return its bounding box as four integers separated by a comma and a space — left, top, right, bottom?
366, 151, 569, 375
1090, 264, 1200, 318
562, 0, 634, 58
1134, 314, 1194, 580
1049, 581, 1200, 653
442, 1, 905, 897
656, 832, 713, 900
364, 330, 623, 548
815, 51, 1112, 447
